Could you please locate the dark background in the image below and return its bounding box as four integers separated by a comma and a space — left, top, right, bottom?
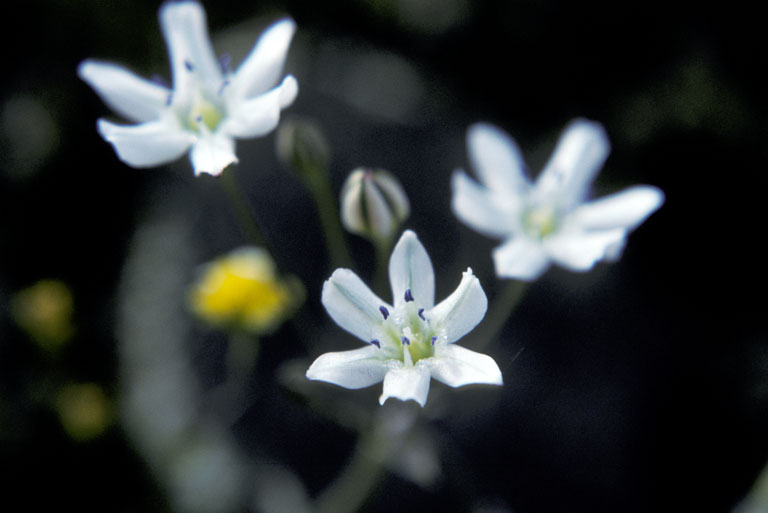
1, 1, 766, 512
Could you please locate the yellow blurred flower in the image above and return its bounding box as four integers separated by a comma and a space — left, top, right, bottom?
55, 383, 112, 441
188, 247, 303, 334
11, 279, 75, 351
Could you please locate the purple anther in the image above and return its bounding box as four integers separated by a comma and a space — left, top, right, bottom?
401, 336, 410, 345
379, 306, 389, 320
218, 79, 230, 96
195, 114, 203, 123
404, 289, 414, 302
151, 74, 170, 87
219, 53, 232, 73
431, 336, 437, 345
370, 339, 381, 348
184, 60, 195, 72
418, 308, 425, 320
166, 93, 173, 106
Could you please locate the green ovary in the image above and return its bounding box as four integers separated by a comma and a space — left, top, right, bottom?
186, 96, 224, 132
382, 306, 435, 364
405, 332, 434, 362
522, 205, 558, 240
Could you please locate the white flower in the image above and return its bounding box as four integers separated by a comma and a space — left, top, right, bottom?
78, 1, 298, 176
306, 230, 503, 407
452, 119, 665, 281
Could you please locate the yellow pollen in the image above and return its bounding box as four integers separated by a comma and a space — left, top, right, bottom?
523, 205, 558, 239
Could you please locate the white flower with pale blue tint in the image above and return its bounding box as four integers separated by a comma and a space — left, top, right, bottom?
452, 119, 665, 281
306, 230, 502, 407
78, 1, 297, 176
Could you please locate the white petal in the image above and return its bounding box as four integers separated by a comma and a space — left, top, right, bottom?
189, 132, 238, 176
544, 228, 627, 271
569, 185, 664, 231
371, 170, 410, 222
428, 344, 503, 387
428, 269, 487, 343
379, 365, 431, 407
97, 118, 193, 168
160, 1, 222, 101
467, 123, 530, 196
534, 119, 610, 208
388, 230, 435, 308
492, 237, 550, 281
306, 346, 388, 389
229, 18, 296, 100
362, 173, 395, 238
451, 171, 518, 238
78, 60, 170, 123
221, 76, 297, 139
322, 269, 389, 343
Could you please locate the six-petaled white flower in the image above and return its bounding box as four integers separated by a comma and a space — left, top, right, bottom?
78, 1, 298, 176
306, 230, 503, 407
452, 119, 665, 281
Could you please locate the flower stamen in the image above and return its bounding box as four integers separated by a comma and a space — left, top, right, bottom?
219, 53, 231, 74
217, 79, 230, 96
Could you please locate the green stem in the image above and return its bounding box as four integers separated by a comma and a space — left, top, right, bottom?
305, 168, 352, 269
207, 331, 260, 426
315, 426, 387, 513
226, 331, 260, 382
473, 279, 529, 351
219, 167, 266, 247
372, 237, 393, 298
738, 460, 768, 511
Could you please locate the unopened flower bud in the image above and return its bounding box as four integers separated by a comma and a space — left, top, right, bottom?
340, 168, 410, 243
275, 117, 331, 179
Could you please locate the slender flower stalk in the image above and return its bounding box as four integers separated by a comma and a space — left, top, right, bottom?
79, 1, 297, 176
470, 279, 528, 351
218, 167, 267, 247
276, 118, 352, 269
452, 119, 665, 281
307, 230, 503, 407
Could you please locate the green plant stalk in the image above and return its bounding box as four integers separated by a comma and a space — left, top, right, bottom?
473, 279, 528, 351
372, 236, 394, 298
219, 167, 267, 248
304, 165, 352, 270
315, 426, 388, 513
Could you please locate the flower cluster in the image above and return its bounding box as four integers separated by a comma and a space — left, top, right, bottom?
80, 2, 664, 409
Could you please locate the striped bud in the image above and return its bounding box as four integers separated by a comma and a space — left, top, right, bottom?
340, 168, 410, 243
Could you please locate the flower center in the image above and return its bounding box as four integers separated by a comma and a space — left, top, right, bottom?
186, 94, 224, 133
522, 204, 558, 240
373, 290, 438, 365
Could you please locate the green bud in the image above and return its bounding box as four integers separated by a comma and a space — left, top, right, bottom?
340, 168, 410, 243
275, 117, 331, 179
